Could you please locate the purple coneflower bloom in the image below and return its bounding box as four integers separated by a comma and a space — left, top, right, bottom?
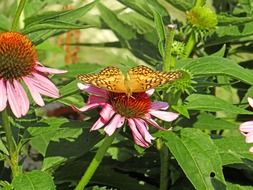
76, 83, 179, 147
0, 32, 66, 117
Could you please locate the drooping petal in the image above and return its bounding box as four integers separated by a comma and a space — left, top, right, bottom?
90, 117, 107, 131
248, 97, 253, 108
87, 95, 106, 105
100, 104, 115, 122
144, 114, 165, 130
104, 114, 125, 136
150, 101, 169, 110
128, 119, 150, 147
133, 118, 154, 143
240, 121, 253, 134
149, 110, 179, 122
13, 80, 29, 115
0, 79, 7, 111
245, 133, 253, 143
35, 65, 67, 74
6, 81, 21, 117
29, 73, 59, 98
78, 83, 108, 97
76, 103, 101, 112
23, 76, 45, 106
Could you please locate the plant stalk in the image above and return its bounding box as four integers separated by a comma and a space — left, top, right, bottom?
11, 0, 27, 31
74, 132, 117, 190
163, 24, 176, 71
183, 33, 196, 58
1, 109, 19, 177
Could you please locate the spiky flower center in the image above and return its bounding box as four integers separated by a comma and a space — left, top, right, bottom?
0, 32, 37, 80
109, 92, 151, 118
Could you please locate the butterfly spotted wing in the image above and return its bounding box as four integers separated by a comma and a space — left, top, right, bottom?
77, 67, 126, 93
127, 65, 182, 93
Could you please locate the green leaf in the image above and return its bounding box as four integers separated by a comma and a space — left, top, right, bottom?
164, 0, 195, 11
176, 56, 253, 85
25, 0, 99, 26
118, 0, 168, 18
194, 113, 238, 130
97, 3, 136, 40
152, 8, 166, 57
185, 94, 253, 115
161, 128, 226, 190
27, 118, 83, 155
12, 171, 55, 190
227, 182, 253, 190
218, 14, 253, 25
214, 136, 253, 165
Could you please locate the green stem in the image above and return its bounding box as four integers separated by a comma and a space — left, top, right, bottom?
11, 0, 27, 31
157, 139, 169, 190
163, 24, 176, 71
183, 33, 196, 58
1, 109, 19, 177
74, 132, 118, 190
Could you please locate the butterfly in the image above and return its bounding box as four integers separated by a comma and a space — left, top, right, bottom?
77, 65, 182, 96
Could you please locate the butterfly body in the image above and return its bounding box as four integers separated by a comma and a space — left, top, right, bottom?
78, 65, 182, 96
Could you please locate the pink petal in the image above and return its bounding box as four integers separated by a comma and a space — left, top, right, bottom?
90, 117, 106, 131
35, 65, 67, 74
76, 103, 101, 112
6, 81, 22, 117
104, 114, 125, 136
100, 104, 115, 122
13, 80, 29, 115
149, 110, 179, 122
144, 115, 165, 130
87, 95, 106, 105
0, 79, 7, 111
128, 119, 150, 147
146, 89, 155, 96
23, 77, 45, 106
150, 101, 169, 110
245, 133, 253, 143
240, 121, 253, 133
29, 73, 59, 98
78, 83, 108, 97
133, 119, 154, 143
248, 97, 253, 108
249, 147, 253, 153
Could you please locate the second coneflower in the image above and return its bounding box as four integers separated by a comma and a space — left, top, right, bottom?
0, 32, 66, 118
76, 83, 179, 147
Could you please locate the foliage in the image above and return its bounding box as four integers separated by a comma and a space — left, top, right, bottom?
0, 0, 253, 189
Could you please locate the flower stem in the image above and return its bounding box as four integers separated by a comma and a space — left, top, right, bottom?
163, 24, 176, 71
157, 139, 169, 190
1, 109, 19, 177
183, 32, 196, 58
11, 0, 27, 31
74, 132, 117, 190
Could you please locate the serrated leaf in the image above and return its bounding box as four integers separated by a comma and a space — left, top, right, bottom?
176, 56, 253, 85
185, 94, 253, 115
12, 171, 55, 190
161, 128, 226, 190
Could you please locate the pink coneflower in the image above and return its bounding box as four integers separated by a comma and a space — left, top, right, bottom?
240, 97, 253, 153
76, 83, 179, 147
0, 32, 66, 118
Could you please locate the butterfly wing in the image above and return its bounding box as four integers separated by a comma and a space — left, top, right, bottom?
127, 65, 182, 93
77, 67, 126, 93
